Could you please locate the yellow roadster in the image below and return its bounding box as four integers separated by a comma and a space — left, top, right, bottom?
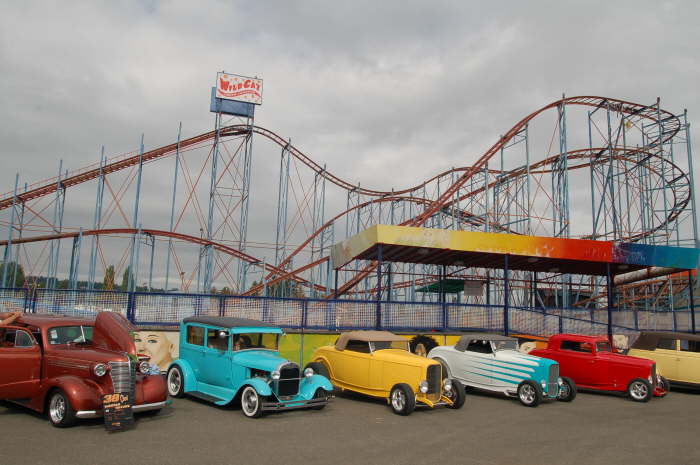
306, 330, 465, 415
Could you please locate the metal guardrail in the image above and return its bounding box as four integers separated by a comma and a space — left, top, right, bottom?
1, 288, 695, 336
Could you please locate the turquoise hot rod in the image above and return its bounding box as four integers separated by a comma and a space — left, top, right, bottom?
166, 316, 333, 417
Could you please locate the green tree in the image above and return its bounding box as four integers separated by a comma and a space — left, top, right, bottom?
120, 266, 133, 291
103, 265, 115, 290
0, 261, 25, 288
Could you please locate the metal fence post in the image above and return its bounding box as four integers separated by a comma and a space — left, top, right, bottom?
218, 295, 225, 317
302, 299, 308, 329
606, 263, 613, 342
689, 270, 696, 334
503, 254, 509, 336
376, 244, 383, 330
126, 292, 136, 323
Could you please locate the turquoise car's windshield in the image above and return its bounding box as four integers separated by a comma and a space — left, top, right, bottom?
492, 340, 518, 351
231, 333, 279, 351
48, 326, 94, 345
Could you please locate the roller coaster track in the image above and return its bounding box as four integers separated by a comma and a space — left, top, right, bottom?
0, 96, 686, 298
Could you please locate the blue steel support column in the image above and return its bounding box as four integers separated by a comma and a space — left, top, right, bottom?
203, 115, 221, 293
441, 265, 447, 330
147, 233, 155, 291
11, 183, 27, 288
2, 174, 19, 289
87, 147, 105, 291
376, 244, 383, 330
47, 161, 65, 290
606, 263, 614, 342
236, 122, 254, 291
68, 228, 83, 290
689, 270, 696, 334
503, 254, 510, 336
164, 122, 182, 292
274, 141, 291, 273
127, 134, 145, 292
684, 111, 699, 248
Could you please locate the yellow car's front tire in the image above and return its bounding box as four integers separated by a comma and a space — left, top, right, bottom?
390, 383, 416, 416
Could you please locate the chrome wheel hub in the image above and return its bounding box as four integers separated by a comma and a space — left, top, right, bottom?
631, 382, 648, 400
167, 369, 181, 395
242, 388, 258, 415
558, 383, 570, 399
520, 385, 535, 404
391, 389, 406, 411
49, 394, 66, 423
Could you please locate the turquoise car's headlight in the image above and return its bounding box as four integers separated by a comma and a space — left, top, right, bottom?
271, 370, 281, 380
304, 367, 314, 378
541, 380, 547, 390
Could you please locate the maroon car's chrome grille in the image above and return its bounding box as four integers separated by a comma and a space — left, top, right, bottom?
109, 360, 135, 395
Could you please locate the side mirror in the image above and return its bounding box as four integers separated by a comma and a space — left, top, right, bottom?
217, 330, 229, 339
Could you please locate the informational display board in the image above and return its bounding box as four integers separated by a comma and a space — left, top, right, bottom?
103, 393, 133, 432
463, 280, 484, 297
216, 72, 263, 105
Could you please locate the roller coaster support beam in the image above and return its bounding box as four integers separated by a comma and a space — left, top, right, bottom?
203, 114, 221, 293
11, 183, 27, 288
275, 140, 291, 283
1, 174, 19, 289
236, 120, 254, 292
87, 147, 105, 291
127, 134, 145, 293
684, 111, 699, 248
47, 161, 65, 290
164, 122, 182, 292
606, 263, 614, 343
68, 228, 83, 290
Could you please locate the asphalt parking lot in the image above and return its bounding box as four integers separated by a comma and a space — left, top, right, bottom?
2, 387, 699, 465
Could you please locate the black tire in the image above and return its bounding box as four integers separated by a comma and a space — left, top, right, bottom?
389, 383, 416, 416
658, 376, 670, 395
166, 366, 185, 398
517, 380, 543, 407
240, 386, 265, 418
311, 388, 329, 410
557, 377, 577, 402
305, 361, 330, 380
409, 335, 439, 357
627, 378, 652, 402
445, 379, 466, 409
47, 389, 77, 428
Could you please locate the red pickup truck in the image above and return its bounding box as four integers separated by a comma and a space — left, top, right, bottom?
529, 334, 667, 402
0, 312, 167, 427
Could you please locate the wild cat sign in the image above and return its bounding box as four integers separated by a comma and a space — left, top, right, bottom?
216, 72, 263, 105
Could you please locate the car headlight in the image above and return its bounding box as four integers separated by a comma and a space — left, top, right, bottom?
419, 380, 429, 393
271, 370, 281, 380
541, 380, 547, 389
648, 374, 653, 383
304, 367, 314, 378
557, 377, 563, 385
443, 379, 452, 392
93, 363, 108, 377
139, 360, 151, 374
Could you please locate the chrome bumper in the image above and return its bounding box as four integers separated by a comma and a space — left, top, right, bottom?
76, 401, 168, 419
261, 396, 331, 412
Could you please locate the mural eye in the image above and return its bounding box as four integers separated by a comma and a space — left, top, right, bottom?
134, 338, 141, 342
148, 339, 158, 344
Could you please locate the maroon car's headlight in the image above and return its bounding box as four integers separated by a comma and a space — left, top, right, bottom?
138, 360, 151, 374
93, 363, 108, 377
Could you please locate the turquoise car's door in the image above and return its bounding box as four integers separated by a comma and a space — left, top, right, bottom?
181, 324, 207, 382
200, 329, 232, 386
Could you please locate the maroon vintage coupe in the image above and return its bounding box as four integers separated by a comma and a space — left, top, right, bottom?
529, 334, 667, 402
0, 312, 167, 427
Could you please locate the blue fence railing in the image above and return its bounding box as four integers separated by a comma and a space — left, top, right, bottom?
0, 288, 695, 336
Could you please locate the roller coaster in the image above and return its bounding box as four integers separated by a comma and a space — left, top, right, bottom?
0, 95, 697, 313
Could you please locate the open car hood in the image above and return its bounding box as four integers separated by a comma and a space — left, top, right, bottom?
92, 311, 137, 356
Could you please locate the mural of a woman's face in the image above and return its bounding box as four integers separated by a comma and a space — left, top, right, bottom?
134, 332, 175, 368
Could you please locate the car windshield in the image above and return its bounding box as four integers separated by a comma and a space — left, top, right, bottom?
370, 340, 410, 352
596, 342, 612, 352
492, 340, 518, 351
48, 325, 94, 345
231, 332, 279, 351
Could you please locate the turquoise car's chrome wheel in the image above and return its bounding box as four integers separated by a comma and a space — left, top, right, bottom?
167, 366, 184, 397
241, 386, 264, 418
517, 381, 542, 407
520, 384, 535, 404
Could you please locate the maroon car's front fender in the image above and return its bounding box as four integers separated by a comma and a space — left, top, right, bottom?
43, 375, 106, 413
135, 374, 167, 405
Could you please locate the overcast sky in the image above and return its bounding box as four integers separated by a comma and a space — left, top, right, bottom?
1, 1, 698, 287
